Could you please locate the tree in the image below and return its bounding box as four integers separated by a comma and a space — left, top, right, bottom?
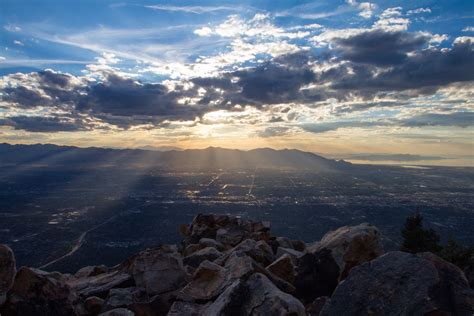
439, 239, 474, 270
401, 213, 441, 254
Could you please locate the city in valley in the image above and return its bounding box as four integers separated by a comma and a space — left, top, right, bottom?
1, 145, 472, 272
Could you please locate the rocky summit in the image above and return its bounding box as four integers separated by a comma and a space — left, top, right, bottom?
1, 214, 473, 316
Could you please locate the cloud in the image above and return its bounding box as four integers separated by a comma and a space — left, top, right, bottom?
195, 14, 310, 39
0, 116, 89, 132
300, 121, 384, 133
407, 8, 431, 15
346, 0, 378, 19
4, 24, 21, 32
400, 112, 474, 128
463, 27, 474, 32
145, 4, 245, 14
332, 30, 428, 65
13, 40, 24, 46
194, 27, 213, 37
257, 126, 290, 138
326, 36, 474, 97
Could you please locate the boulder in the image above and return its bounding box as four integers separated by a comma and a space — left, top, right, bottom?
306, 296, 330, 316
182, 244, 201, 257
464, 260, 474, 289
70, 270, 134, 298
276, 247, 304, 262
99, 308, 135, 316
291, 240, 306, 252
188, 214, 219, 241
216, 227, 245, 247
294, 249, 340, 304
265, 254, 295, 284
1, 267, 80, 316
180, 261, 228, 301
199, 238, 224, 251
126, 246, 187, 296
223, 251, 295, 295
276, 237, 294, 249
129, 294, 170, 316
0, 244, 16, 306
321, 251, 474, 316
232, 239, 275, 266
242, 273, 305, 315
101, 287, 170, 316
85, 296, 105, 315
102, 287, 139, 312
167, 301, 206, 316
224, 251, 255, 280
309, 223, 383, 280
204, 279, 249, 315
183, 247, 223, 268
75, 265, 109, 279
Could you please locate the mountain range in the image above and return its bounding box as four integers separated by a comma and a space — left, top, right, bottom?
0, 143, 351, 171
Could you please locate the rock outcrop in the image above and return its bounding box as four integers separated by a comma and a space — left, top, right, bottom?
1, 213, 472, 316
308, 223, 384, 280
321, 251, 474, 315
0, 244, 15, 306
1, 267, 82, 316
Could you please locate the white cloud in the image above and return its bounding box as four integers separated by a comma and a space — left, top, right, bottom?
462, 26, 474, 32
429, 34, 449, 45
373, 7, 410, 31
346, 1, 378, 19
13, 40, 24, 46
0, 56, 5, 61
145, 5, 244, 14
407, 8, 431, 15
4, 24, 21, 32
454, 36, 474, 44
194, 27, 213, 37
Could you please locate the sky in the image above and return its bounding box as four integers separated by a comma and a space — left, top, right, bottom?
0, 0, 473, 165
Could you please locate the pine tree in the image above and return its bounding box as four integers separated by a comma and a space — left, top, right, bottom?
401, 213, 441, 254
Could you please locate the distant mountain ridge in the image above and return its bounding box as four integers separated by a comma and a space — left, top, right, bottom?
0, 143, 350, 171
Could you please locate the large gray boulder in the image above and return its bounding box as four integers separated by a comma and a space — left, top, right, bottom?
309, 223, 383, 279
180, 260, 228, 301
0, 244, 16, 306
265, 254, 296, 284
242, 273, 305, 315
294, 249, 340, 304
321, 251, 474, 316
205, 273, 306, 316
69, 269, 134, 298
183, 247, 223, 268
99, 308, 135, 316
1, 267, 81, 316
125, 246, 187, 296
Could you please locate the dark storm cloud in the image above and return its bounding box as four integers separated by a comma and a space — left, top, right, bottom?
232, 62, 315, 105
324, 38, 474, 100
1, 86, 50, 108
1, 32, 473, 132
1, 72, 210, 129
37, 70, 75, 88
0, 116, 89, 132
333, 30, 429, 66
1, 70, 79, 108
77, 74, 205, 125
